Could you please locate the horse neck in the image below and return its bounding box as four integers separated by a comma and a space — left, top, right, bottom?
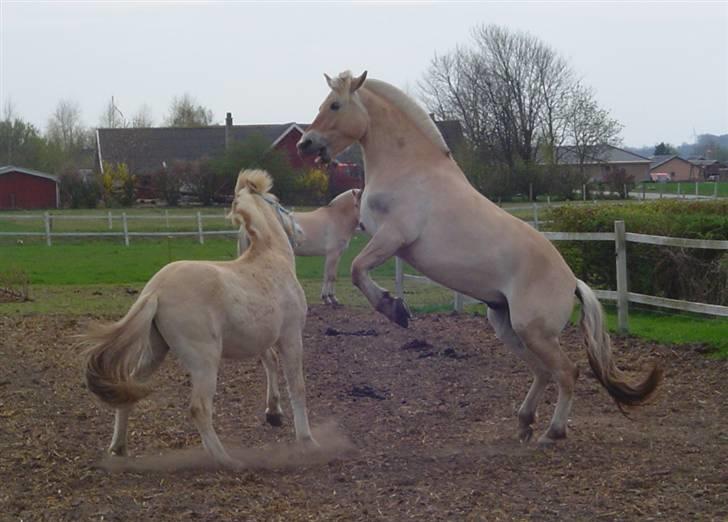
358, 89, 446, 183
239, 213, 295, 267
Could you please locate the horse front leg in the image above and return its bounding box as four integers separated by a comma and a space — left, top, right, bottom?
321, 250, 342, 306
351, 225, 411, 328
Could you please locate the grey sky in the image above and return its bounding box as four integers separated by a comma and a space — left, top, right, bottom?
1, 1, 727, 148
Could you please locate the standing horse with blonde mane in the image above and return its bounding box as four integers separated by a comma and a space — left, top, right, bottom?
297, 70, 661, 444
81, 170, 316, 468
238, 188, 362, 306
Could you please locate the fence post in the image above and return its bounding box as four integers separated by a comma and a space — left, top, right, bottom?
532, 203, 539, 230
107, 210, 113, 230
454, 292, 464, 313
529, 183, 533, 202
695, 181, 699, 196
394, 256, 404, 298
582, 184, 586, 201
677, 183, 681, 197
659, 183, 663, 199
122, 212, 129, 246
197, 211, 204, 244
614, 220, 629, 334
44, 211, 52, 246
165, 209, 169, 229
714, 181, 719, 198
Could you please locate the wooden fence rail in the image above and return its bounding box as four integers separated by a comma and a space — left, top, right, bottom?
395, 220, 728, 331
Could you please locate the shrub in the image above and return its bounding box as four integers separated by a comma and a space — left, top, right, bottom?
545, 201, 728, 305
295, 168, 329, 205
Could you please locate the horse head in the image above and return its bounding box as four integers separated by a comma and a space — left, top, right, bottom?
297, 70, 369, 165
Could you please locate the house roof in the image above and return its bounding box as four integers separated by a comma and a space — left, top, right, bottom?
97, 124, 295, 174
552, 145, 651, 165
0, 165, 59, 183
650, 154, 682, 169
96, 118, 465, 174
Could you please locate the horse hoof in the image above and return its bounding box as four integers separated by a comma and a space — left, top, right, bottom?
108, 446, 127, 457
537, 429, 566, 446
266, 412, 284, 427
519, 426, 534, 443
393, 297, 411, 328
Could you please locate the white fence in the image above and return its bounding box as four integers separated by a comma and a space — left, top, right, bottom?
395, 220, 728, 332
0, 211, 238, 246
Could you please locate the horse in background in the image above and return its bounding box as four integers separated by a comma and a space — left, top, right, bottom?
81, 169, 316, 468
239, 188, 362, 306
297, 70, 661, 445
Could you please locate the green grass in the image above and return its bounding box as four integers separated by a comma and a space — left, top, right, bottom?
635, 181, 728, 197
2, 208, 726, 358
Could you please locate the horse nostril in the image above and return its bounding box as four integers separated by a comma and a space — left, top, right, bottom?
298, 138, 312, 151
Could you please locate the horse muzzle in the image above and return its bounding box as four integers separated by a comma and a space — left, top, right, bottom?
297, 133, 331, 164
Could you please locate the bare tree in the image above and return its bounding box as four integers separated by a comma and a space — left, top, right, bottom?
565, 83, 623, 175
165, 94, 213, 127
420, 24, 622, 198
99, 96, 128, 128
47, 99, 85, 151
132, 104, 154, 128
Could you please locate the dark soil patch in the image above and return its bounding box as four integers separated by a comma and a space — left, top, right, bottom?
1, 306, 726, 520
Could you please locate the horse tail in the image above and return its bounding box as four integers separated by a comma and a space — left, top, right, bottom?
227, 169, 274, 252
81, 292, 159, 407
575, 279, 662, 411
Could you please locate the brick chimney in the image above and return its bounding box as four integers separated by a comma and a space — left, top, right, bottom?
225, 112, 233, 149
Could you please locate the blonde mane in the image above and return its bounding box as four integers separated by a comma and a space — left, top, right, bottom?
360, 77, 451, 155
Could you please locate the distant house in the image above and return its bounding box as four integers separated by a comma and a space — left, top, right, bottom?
0, 166, 60, 209
649, 155, 701, 182
547, 145, 652, 182
649, 155, 725, 182
95, 113, 465, 200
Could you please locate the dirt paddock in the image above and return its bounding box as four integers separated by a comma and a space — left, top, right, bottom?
1, 306, 726, 521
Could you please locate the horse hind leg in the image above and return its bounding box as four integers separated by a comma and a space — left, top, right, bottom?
322, 251, 342, 306
517, 326, 579, 444
260, 348, 284, 427
108, 322, 169, 457
488, 307, 550, 442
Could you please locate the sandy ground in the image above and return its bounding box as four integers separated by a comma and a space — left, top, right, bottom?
1, 305, 726, 521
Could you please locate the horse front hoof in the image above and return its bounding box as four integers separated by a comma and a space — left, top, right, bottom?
519, 426, 534, 443
393, 297, 411, 328
266, 412, 284, 427
537, 428, 566, 446
108, 445, 127, 457
377, 293, 412, 328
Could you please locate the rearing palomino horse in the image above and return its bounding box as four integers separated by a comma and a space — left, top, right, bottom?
297, 71, 661, 444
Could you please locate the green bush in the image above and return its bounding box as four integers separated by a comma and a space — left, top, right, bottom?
545, 201, 728, 305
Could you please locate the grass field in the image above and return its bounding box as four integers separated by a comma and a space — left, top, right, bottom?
2, 207, 726, 357
635, 181, 728, 197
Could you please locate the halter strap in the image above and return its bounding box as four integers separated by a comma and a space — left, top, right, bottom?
261, 194, 300, 248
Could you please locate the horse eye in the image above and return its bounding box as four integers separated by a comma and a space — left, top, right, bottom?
330, 101, 341, 111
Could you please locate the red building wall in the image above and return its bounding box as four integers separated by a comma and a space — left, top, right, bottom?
0, 171, 58, 209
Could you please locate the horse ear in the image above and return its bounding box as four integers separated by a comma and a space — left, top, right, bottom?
324, 73, 335, 89
350, 71, 367, 93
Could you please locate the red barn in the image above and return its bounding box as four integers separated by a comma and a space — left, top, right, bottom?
0, 166, 60, 209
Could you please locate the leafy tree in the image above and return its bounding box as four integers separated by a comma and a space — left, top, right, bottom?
184, 158, 220, 206
154, 162, 185, 206
654, 142, 677, 156
213, 135, 298, 204
59, 169, 100, 208
165, 94, 213, 127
